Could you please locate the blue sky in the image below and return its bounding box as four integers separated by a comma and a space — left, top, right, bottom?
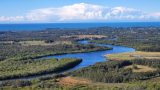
0, 0, 160, 23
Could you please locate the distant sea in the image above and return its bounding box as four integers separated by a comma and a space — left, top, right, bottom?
0, 22, 160, 31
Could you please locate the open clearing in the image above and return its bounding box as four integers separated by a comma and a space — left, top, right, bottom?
62, 35, 107, 39
124, 65, 157, 72
19, 40, 72, 46
58, 76, 90, 86
58, 76, 137, 89
74, 35, 107, 39
106, 51, 160, 60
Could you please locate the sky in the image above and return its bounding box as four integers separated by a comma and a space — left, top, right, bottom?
0, 0, 160, 23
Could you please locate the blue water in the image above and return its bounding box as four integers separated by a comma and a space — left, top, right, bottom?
0, 40, 135, 81
0, 22, 160, 31
43, 40, 135, 71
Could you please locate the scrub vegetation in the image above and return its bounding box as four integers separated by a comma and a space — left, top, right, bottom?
0, 41, 110, 61
71, 59, 160, 83
0, 27, 160, 90
0, 58, 82, 80
1, 59, 160, 90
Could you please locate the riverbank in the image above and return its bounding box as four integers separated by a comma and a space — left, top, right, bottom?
1, 59, 160, 90
3, 42, 111, 61
0, 58, 82, 81
0, 40, 135, 81
32, 45, 112, 60
106, 51, 160, 61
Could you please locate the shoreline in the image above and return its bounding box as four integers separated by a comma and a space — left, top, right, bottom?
12, 47, 112, 61
0, 59, 82, 81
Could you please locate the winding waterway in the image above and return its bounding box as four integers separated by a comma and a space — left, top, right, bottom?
0, 40, 135, 81
43, 40, 135, 71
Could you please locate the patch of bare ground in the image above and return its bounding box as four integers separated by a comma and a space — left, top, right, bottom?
57, 76, 131, 89
19, 40, 72, 46
58, 76, 90, 86
61, 35, 107, 40
124, 65, 157, 72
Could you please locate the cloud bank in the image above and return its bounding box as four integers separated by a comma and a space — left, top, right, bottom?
0, 3, 160, 22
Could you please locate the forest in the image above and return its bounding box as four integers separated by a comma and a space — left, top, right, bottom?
0, 58, 82, 80
71, 59, 160, 83
1, 27, 159, 52
0, 42, 110, 61
1, 59, 160, 90
0, 26, 160, 90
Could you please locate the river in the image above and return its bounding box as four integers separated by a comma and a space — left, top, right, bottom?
42, 40, 135, 71
0, 40, 135, 81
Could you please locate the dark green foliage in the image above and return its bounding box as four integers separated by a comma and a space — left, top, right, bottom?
91, 39, 160, 52
131, 59, 160, 68
0, 43, 109, 61
71, 59, 160, 83
0, 27, 159, 89
0, 58, 82, 80
71, 60, 132, 83
0, 80, 32, 87
0, 27, 159, 52
0, 27, 159, 61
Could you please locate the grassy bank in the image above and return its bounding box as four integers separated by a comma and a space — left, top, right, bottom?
106, 51, 160, 61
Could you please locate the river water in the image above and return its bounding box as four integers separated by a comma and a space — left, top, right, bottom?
42, 40, 135, 71
0, 40, 135, 81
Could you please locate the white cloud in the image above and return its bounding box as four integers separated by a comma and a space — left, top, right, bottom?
149, 12, 160, 19
0, 3, 160, 22
0, 16, 24, 22
26, 3, 107, 21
